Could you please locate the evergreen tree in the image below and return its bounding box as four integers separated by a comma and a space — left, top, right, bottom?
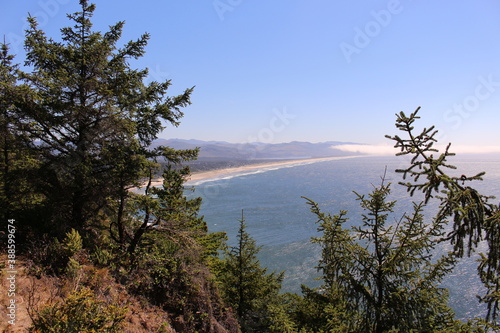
3, 2, 239, 330
124, 165, 237, 332
0, 41, 19, 221
13, 0, 194, 237
0, 41, 42, 227
285, 285, 352, 332
304, 179, 461, 332
219, 211, 287, 332
127, 164, 226, 260
385, 108, 500, 320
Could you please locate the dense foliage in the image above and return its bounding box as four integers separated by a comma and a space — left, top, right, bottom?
303, 182, 459, 332
30, 287, 127, 333
218, 212, 293, 332
1, 1, 237, 331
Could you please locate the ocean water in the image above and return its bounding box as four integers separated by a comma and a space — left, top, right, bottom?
186, 154, 500, 320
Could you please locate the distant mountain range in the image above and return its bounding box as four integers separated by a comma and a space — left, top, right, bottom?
152, 139, 363, 161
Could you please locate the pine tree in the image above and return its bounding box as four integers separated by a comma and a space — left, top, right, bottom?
0, 41, 42, 227
304, 178, 460, 332
4, 2, 240, 330
0, 41, 18, 221
219, 211, 286, 332
127, 164, 226, 259
124, 165, 237, 332
385, 108, 500, 320
13, 0, 194, 236
5, 0, 225, 294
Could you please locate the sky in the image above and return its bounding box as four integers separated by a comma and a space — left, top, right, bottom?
2, 1, 500, 152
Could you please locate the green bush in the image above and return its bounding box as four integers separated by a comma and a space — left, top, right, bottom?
30, 287, 127, 333
62, 228, 83, 257
91, 245, 114, 267
41, 229, 85, 275
65, 258, 81, 279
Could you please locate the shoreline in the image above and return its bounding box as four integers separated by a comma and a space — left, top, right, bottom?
148, 155, 363, 187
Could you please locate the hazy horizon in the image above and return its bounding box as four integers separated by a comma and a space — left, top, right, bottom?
160, 137, 500, 156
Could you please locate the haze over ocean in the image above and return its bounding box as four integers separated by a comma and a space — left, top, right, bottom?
187, 154, 500, 320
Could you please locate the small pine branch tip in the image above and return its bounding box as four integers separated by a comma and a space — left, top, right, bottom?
386, 107, 460, 203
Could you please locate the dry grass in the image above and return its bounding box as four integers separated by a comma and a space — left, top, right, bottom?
0, 254, 175, 333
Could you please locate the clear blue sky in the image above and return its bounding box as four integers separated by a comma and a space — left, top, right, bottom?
2, 1, 500, 148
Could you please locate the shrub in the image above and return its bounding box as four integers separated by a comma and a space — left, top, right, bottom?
92, 245, 114, 267
40, 229, 85, 275
62, 229, 83, 257
30, 287, 127, 333
65, 258, 81, 279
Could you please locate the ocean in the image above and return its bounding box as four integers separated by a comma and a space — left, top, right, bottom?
186, 154, 500, 320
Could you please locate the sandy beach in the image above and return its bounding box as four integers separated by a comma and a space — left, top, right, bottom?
146, 156, 360, 187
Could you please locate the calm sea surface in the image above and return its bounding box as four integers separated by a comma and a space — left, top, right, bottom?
186, 154, 500, 320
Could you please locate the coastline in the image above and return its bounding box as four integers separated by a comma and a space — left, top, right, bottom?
148, 155, 362, 187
